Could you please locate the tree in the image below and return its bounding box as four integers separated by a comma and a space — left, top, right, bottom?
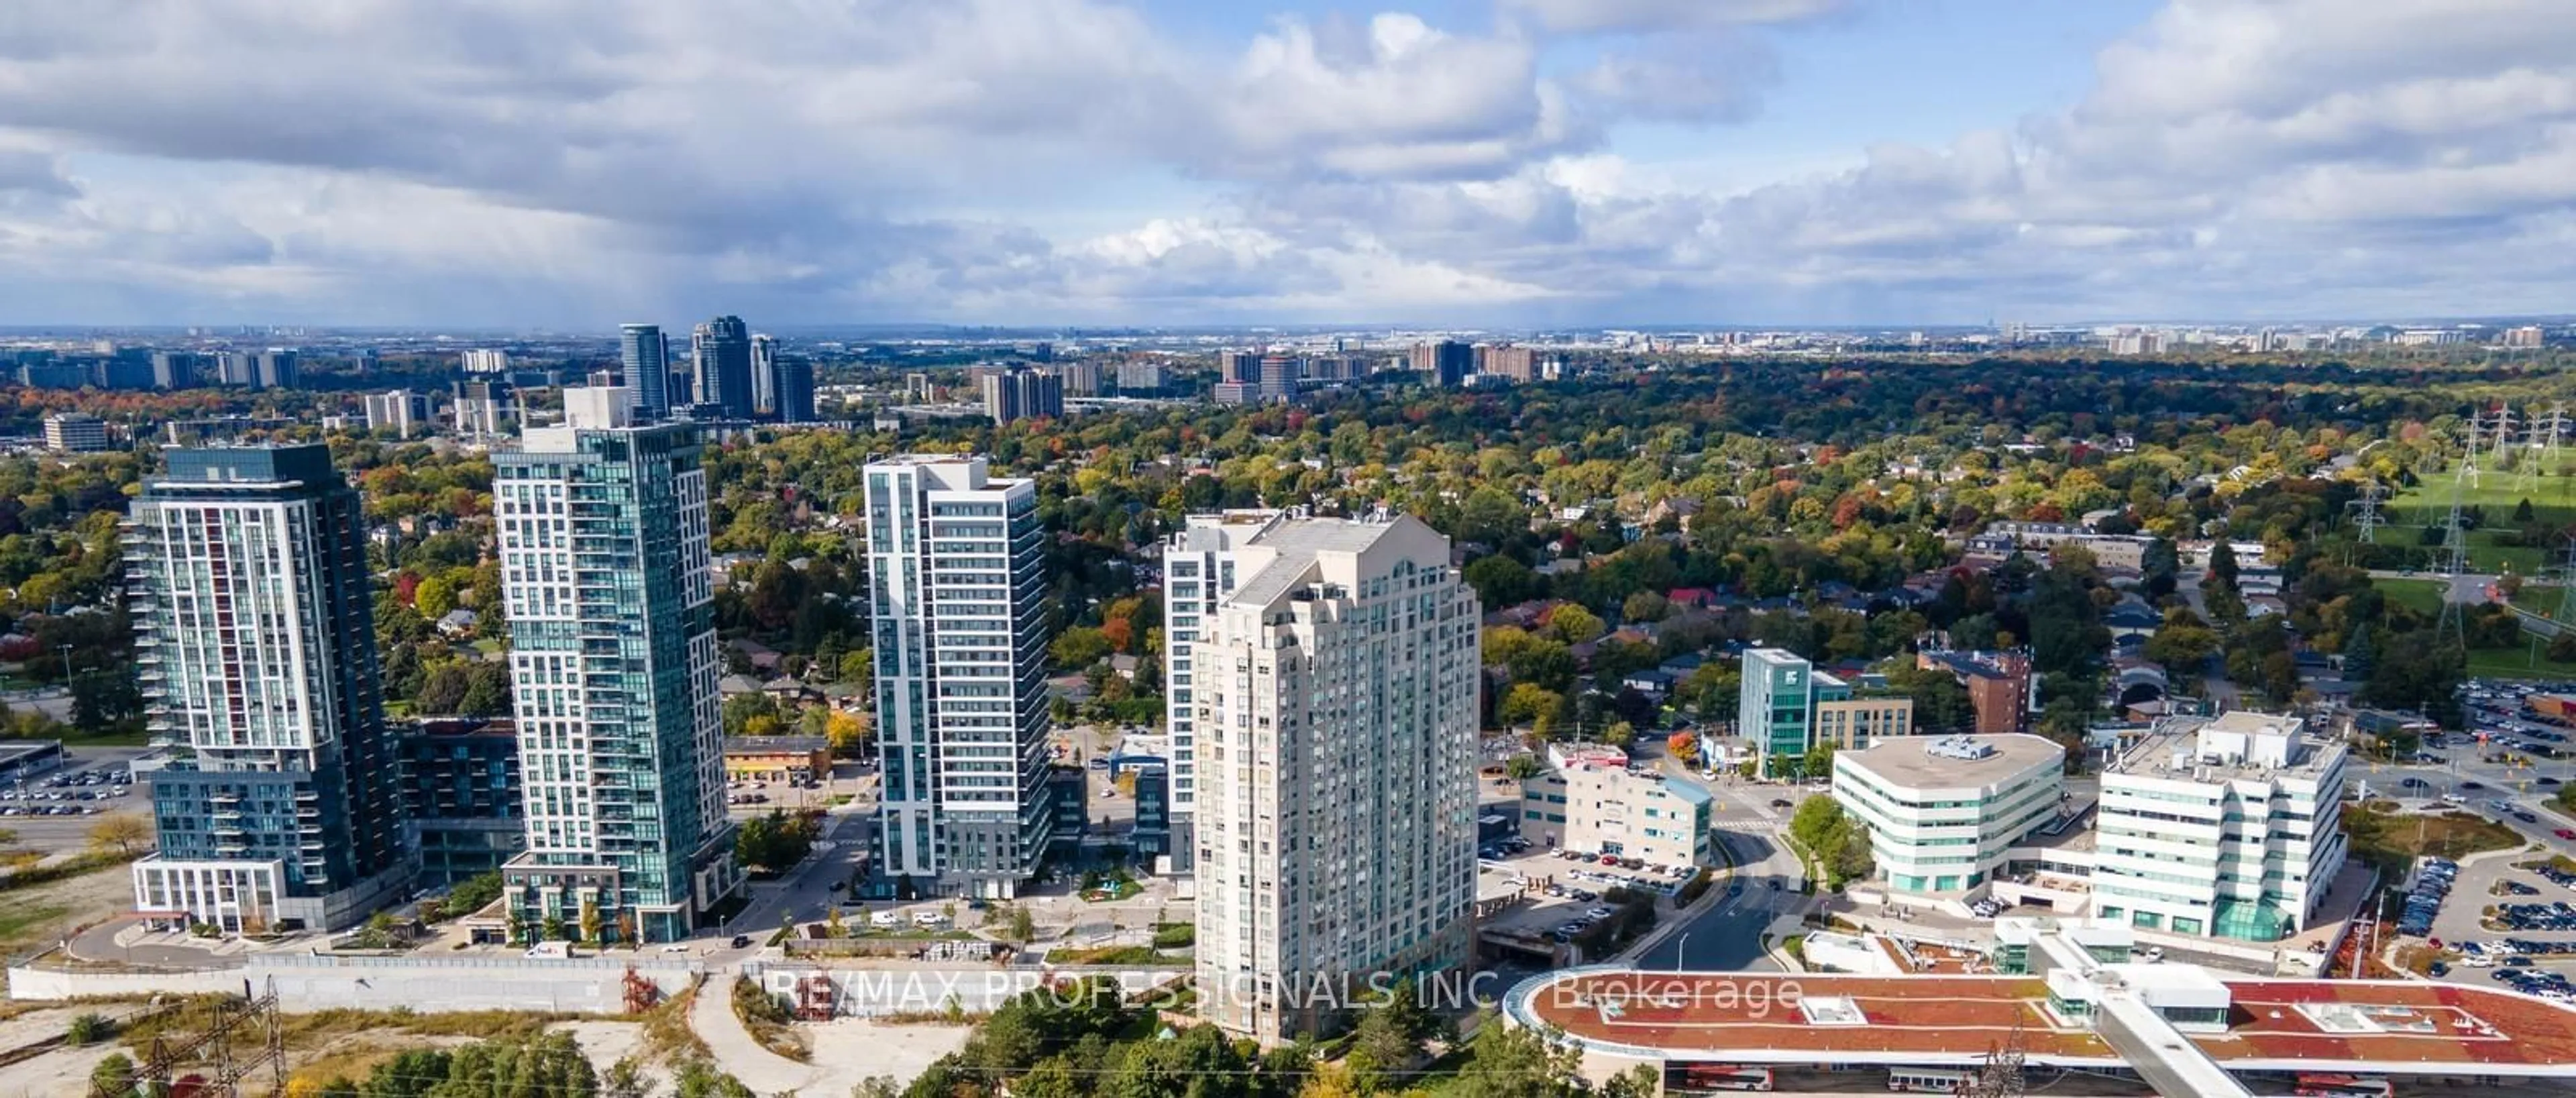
1547, 604, 1605, 645
1050, 626, 1113, 671
413, 574, 459, 620
1464, 555, 1543, 609
1497, 683, 1564, 728
1505, 753, 1545, 780
1457, 485, 1527, 548
825, 710, 870, 757
1601, 720, 1635, 748
580, 900, 604, 946
1947, 613, 2001, 652
1665, 731, 1697, 761
89, 812, 150, 856
2141, 619, 2222, 683
2208, 539, 2240, 592
1008, 904, 1036, 944
1448, 1021, 1587, 1098
1801, 739, 1836, 781
1621, 590, 1671, 622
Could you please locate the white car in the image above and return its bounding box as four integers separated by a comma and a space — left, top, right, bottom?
912, 911, 947, 926
871, 910, 902, 926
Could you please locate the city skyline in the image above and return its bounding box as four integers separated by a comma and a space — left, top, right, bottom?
3, 2, 2573, 327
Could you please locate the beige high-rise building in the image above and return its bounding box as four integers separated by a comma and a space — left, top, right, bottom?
1189, 515, 1482, 1042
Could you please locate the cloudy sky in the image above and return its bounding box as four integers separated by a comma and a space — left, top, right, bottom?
4, 0, 2575, 328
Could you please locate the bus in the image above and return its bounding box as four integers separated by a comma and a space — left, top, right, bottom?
2294, 1075, 2394, 1098
1886, 1068, 1970, 1093
1675, 1064, 1774, 1091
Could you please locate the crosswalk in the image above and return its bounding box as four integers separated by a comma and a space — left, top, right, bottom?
1711, 818, 1785, 833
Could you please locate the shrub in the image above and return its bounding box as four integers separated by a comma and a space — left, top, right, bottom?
66, 1012, 113, 1046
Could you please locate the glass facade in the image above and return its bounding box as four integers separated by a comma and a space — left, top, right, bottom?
125, 445, 411, 932
864, 457, 1055, 898
496, 416, 737, 942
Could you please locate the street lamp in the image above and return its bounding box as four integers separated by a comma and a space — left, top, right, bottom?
1674, 933, 1690, 973
56, 643, 72, 684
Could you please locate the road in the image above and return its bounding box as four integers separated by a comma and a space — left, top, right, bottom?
729, 798, 875, 940
2365, 568, 2503, 606
1634, 828, 1805, 972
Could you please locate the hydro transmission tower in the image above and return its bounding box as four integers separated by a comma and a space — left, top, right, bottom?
2434, 427, 2477, 656
2459, 409, 2487, 490
2349, 480, 2386, 543
2489, 402, 2520, 476
2557, 534, 2576, 628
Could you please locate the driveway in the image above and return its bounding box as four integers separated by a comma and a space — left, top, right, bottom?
1633, 830, 1807, 973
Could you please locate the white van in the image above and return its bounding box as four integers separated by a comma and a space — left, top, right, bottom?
870, 910, 902, 926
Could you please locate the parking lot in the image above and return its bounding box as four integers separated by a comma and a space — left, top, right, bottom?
2425, 853, 2576, 1003
1, 755, 142, 853
1481, 846, 1707, 945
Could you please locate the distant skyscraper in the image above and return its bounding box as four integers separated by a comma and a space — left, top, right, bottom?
127, 445, 411, 932
1219, 350, 1258, 384
775, 355, 817, 424
149, 350, 202, 390
460, 349, 512, 375
453, 380, 514, 436
1411, 340, 1472, 387
863, 457, 1056, 897
1051, 361, 1101, 397
750, 333, 779, 418
1483, 345, 1537, 384
362, 390, 430, 439
620, 324, 670, 420
1116, 362, 1167, 392
1256, 355, 1301, 404
42, 412, 111, 453
254, 349, 300, 390
217, 351, 258, 386
691, 316, 755, 419
1188, 514, 1483, 1041
494, 389, 738, 942
981, 366, 1063, 425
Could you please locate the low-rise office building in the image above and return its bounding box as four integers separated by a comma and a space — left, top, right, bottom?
1832, 733, 2065, 895
721, 736, 831, 783
2093, 712, 2348, 941
1519, 745, 1715, 867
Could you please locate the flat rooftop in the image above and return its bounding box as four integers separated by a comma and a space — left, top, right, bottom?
1225, 516, 1409, 608
1837, 732, 2062, 789
1507, 970, 2576, 1077
2110, 712, 2341, 783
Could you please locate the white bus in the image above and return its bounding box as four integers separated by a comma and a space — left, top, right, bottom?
1674, 1064, 1774, 1091
1886, 1068, 1970, 1093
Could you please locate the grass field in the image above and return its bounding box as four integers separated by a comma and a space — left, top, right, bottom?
2464, 645, 2576, 681
2387, 467, 2576, 573
2379, 578, 2449, 616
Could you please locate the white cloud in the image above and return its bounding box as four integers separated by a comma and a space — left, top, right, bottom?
3, 0, 2575, 323
1499, 0, 1847, 35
